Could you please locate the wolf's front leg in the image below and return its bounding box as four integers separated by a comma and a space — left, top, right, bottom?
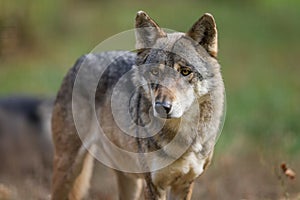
169, 182, 194, 200
115, 171, 143, 200
144, 177, 167, 200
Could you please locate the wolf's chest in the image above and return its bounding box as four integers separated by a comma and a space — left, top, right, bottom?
151, 151, 206, 189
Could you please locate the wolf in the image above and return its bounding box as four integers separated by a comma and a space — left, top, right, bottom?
0, 96, 53, 199
51, 11, 224, 200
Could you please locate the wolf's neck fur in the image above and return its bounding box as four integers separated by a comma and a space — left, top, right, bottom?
196, 75, 224, 155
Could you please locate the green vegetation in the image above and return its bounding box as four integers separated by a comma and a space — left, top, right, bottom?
1, 0, 299, 155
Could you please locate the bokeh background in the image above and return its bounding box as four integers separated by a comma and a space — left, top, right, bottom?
0, 0, 299, 199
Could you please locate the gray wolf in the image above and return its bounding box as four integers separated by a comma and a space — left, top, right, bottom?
51, 11, 224, 200
0, 96, 53, 199
0, 96, 53, 144
0, 96, 53, 137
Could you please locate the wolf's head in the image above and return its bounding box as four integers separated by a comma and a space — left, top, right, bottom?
134, 11, 222, 119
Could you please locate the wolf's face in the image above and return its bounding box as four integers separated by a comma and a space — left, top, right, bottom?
134, 11, 220, 119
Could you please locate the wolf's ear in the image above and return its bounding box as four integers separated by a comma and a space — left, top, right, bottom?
186, 13, 218, 58
135, 11, 166, 49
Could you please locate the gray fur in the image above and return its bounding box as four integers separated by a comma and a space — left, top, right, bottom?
51, 11, 224, 200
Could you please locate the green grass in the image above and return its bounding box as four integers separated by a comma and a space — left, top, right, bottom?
1, 0, 300, 154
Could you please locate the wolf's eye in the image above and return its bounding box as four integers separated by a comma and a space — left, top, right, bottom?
150, 68, 159, 76
180, 68, 192, 76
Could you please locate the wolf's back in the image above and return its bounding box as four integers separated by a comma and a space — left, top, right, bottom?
55, 51, 136, 107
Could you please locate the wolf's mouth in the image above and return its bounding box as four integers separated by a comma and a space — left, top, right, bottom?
155, 114, 173, 119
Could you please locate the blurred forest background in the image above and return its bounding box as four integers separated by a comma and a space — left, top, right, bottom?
0, 0, 299, 199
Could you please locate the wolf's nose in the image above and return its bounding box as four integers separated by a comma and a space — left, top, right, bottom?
155, 102, 172, 116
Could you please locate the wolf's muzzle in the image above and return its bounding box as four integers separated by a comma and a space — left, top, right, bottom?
154, 101, 172, 118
